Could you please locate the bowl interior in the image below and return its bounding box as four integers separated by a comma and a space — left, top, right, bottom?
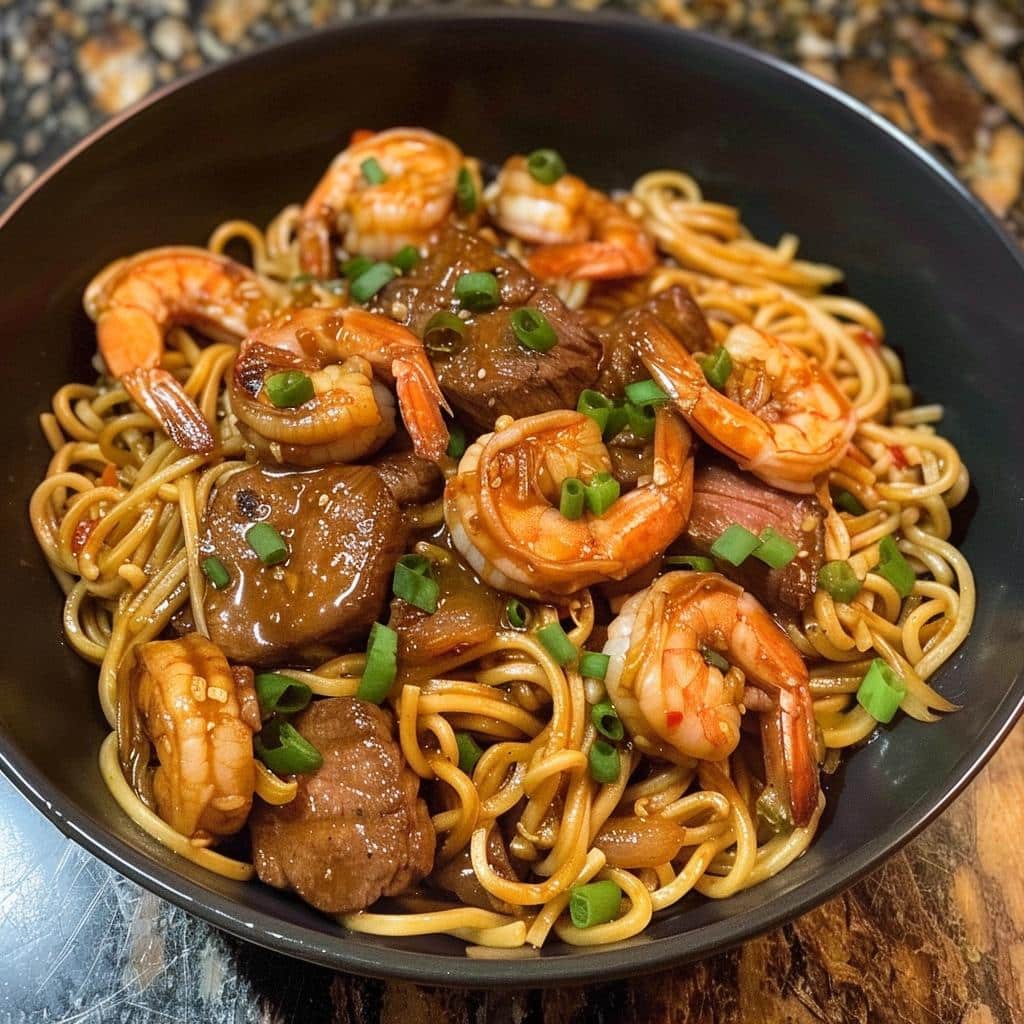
1, 11, 1022, 986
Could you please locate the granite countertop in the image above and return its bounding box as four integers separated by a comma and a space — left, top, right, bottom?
2, 2, 1024, 1022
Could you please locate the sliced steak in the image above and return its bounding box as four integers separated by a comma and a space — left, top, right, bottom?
683, 460, 825, 612
201, 464, 404, 665
250, 697, 434, 914
374, 449, 445, 506
376, 226, 601, 431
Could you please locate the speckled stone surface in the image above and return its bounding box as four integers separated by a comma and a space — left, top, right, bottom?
2, 3, 1024, 1023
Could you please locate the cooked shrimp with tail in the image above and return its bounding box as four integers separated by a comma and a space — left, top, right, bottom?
444, 405, 694, 599
231, 306, 450, 465
603, 571, 820, 827
118, 634, 260, 842
84, 246, 285, 454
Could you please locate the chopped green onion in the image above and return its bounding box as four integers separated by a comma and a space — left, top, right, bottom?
560, 477, 585, 520
752, 527, 797, 569
834, 489, 866, 516
625, 400, 656, 440
350, 261, 397, 303
264, 370, 314, 409
698, 346, 733, 390
581, 652, 611, 683
201, 556, 231, 590
756, 786, 791, 832
506, 599, 530, 630
624, 379, 669, 407
856, 658, 907, 723
357, 622, 398, 703
254, 672, 312, 716
393, 555, 439, 613
817, 560, 862, 603
455, 166, 477, 214
710, 523, 760, 566
391, 244, 419, 272
527, 148, 567, 185
569, 879, 622, 928
577, 389, 612, 433
510, 307, 558, 352
245, 522, 288, 566
423, 310, 466, 354
876, 535, 915, 598
290, 272, 315, 286
360, 157, 387, 184
588, 740, 620, 784
455, 731, 483, 774
254, 721, 323, 775
590, 699, 623, 740
584, 472, 620, 516
537, 622, 577, 666
446, 421, 467, 460
664, 554, 715, 572
701, 647, 730, 673
602, 400, 630, 441
455, 271, 500, 312
342, 255, 373, 280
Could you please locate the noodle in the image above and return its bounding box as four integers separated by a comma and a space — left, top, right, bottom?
28, 156, 975, 955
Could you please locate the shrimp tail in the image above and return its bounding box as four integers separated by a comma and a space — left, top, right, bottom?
527, 240, 655, 281
123, 367, 216, 455
298, 217, 332, 278
394, 357, 450, 463
761, 683, 820, 828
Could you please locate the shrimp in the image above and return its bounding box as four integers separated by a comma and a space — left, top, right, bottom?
298, 127, 464, 275
230, 307, 449, 465
84, 246, 285, 454
604, 572, 819, 827
444, 405, 694, 599
638, 316, 856, 493
118, 634, 259, 842
489, 155, 656, 281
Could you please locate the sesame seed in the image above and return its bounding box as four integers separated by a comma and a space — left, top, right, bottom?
190, 675, 207, 701
207, 686, 228, 703
477, 367, 486, 380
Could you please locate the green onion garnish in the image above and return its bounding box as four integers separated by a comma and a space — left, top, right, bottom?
506, 599, 530, 630
856, 658, 906, 723
456, 166, 477, 214
698, 346, 733, 390
624, 379, 669, 407
590, 699, 622, 740
588, 740, 620, 784
537, 622, 577, 666
254, 721, 323, 775
246, 522, 288, 566
752, 527, 797, 569
817, 560, 862, 603
393, 554, 439, 613
834, 489, 866, 516
423, 310, 466, 354
581, 652, 610, 682
756, 786, 791, 832
264, 370, 314, 409
876, 535, 915, 598
350, 261, 397, 303
391, 244, 419, 272
361, 157, 387, 184
527, 148, 567, 185
455, 731, 483, 774
201, 556, 231, 590
664, 555, 715, 572
342, 255, 373, 280
710, 523, 759, 566
560, 477, 585, 520
577, 389, 612, 433
446, 421, 467, 460
702, 647, 730, 673
455, 271, 500, 312
357, 622, 398, 704
569, 879, 622, 929
584, 472, 620, 516
625, 400, 656, 440
602, 400, 630, 441
254, 672, 313, 716
511, 307, 558, 352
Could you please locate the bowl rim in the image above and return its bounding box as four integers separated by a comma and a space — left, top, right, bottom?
2, 6, 1023, 987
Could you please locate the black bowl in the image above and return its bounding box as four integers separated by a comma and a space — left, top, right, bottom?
1, 9, 1022, 987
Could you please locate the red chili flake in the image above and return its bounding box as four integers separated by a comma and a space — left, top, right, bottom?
100, 463, 118, 487
349, 128, 375, 145
889, 445, 909, 469
71, 519, 98, 555
665, 710, 683, 729
856, 328, 880, 348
